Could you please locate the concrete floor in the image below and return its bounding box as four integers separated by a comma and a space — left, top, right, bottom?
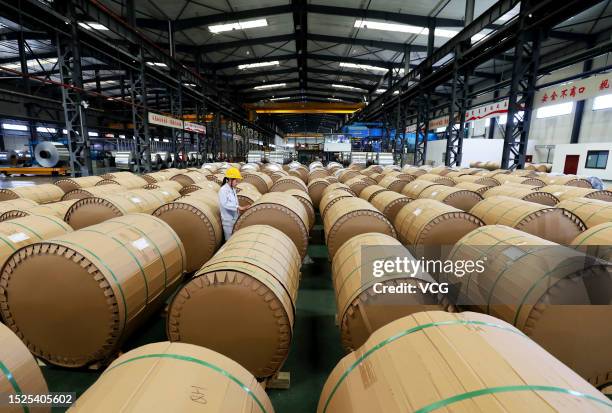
41, 222, 344, 413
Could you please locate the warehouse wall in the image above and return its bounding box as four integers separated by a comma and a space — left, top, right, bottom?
426, 138, 504, 167
552, 142, 612, 180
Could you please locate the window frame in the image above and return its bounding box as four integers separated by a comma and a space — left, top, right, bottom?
584, 150, 609, 170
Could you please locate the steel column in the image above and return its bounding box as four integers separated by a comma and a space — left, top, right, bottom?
501, 1, 543, 170
444, 44, 471, 167
56, 1, 93, 177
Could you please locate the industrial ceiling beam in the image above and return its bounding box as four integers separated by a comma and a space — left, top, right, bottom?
293, 0, 308, 91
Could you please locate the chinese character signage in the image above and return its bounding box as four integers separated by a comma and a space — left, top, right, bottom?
148, 112, 206, 134
465, 99, 509, 121
534, 73, 611, 108
428, 115, 449, 130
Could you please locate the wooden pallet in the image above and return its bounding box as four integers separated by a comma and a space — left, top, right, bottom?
264, 371, 291, 390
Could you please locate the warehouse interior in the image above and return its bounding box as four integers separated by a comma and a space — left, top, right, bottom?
0, 1, 611, 412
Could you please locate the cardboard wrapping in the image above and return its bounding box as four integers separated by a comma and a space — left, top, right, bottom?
318, 311, 612, 413
153, 197, 222, 272
235, 182, 259, 194
416, 173, 456, 187
401, 166, 428, 176
455, 174, 501, 187
511, 168, 542, 176
141, 170, 182, 184
494, 174, 546, 187
69, 341, 273, 413
378, 175, 412, 193
359, 185, 388, 202
429, 166, 454, 175
394, 199, 483, 248
100, 171, 137, 180
179, 181, 221, 196
319, 190, 355, 219
61, 183, 126, 200
65, 187, 180, 230
361, 165, 383, 176
371, 173, 383, 183
446, 168, 483, 178
143, 180, 183, 192
167, 225, 300, 378
288, 166, 308, 182
455, 181, 494, 195
324, 197, 396, 260
0, 323, 49, 413
483, 184, 559, 206
170, 171, 213, 187
469, 196, 586, 244
418, 184, 483, 211
542, 174, 593, 188
234, 192, 309, 258
370, 191, 412, 223
309, 169, 330, 181
53, 176, 104, 193
0, 199, 78, 222
270, 176, 309, 193
332, 233, 440, 351
96, 174, 148, 189
540, 185, 612, 202
556, 198, 612, 228
337, 169, 360, 184
0, 184, 64, 204
343, 177, 373, 196
479, 168, 511, 177
183, 189, 220, 215
0, 214, 72, 270
401, 180, 440, 199
571, 222, 612, 262
448, 225, 612, 386
285, 189, 315, 231
242, 172, 273, 194
322, 183, 355, 198
307, 178, 331, 209
0, 213, 186, 367
269, 171, 288, 182
208, 173, 226, 185
237, 189, 262, 208
0, 198, 39, 214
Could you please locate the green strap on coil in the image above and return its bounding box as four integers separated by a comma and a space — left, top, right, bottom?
321, 320, 526, 413
106, 353, 268, 413
413, 384, 612, 413
0, 360, 28, 413
78, 229, 149, 304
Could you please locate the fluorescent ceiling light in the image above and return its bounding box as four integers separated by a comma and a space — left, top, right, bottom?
79, 22, 109, 31
238, 60, 279, 70
2, 123, 28, 131
183, 83, 197, 87
332, 84, 365, 91
105, 133, 114, 138
163, 139, 170, 143
209, 19, 268, 34
119, 134, 126, 139
328, 98, 342, 101
355, 19, 489, 41
254, 83, 286, 90
339, 62, 388, 73
375, 89, 386, 94
154, 138, 160, 142
146, 62, 168, 68
4, 57, 58, 70
36, 127, 56, 133
88, 131, 99, 137
269, 97, 291, 101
